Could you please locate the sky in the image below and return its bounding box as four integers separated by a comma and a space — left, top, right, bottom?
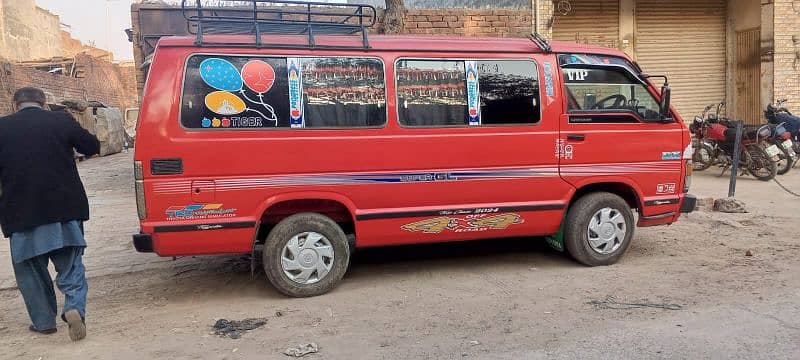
35, 0, 137, 61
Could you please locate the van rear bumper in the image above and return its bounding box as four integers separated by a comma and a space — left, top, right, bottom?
133, 233, 154, 253
680, 194, 697, 213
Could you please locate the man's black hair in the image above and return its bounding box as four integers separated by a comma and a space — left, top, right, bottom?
13, 87, 47, 106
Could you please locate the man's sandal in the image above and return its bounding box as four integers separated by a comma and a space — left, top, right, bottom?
64, 309, 86, 341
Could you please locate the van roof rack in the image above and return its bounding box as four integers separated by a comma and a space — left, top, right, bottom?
527, 32, 552, 53
181, 0, 377, 49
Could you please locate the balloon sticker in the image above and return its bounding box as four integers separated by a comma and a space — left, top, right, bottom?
197, 57, 278, 127
199, 58, 243, 92
204, 91, 246, 116
242, 60, 276, 93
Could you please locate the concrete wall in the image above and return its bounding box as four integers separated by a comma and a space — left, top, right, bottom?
773, 0, 800, 111
0, 0, 63, 61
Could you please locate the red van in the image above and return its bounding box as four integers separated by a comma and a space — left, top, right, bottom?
133, 1, 695, 297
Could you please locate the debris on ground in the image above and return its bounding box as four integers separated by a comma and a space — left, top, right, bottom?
713, 197, 748, 213
696, 197, 715, 210
212, 318, 268, 339
284, 343, 319, 357
745, 250, 754, 257
468, 340, 480, 346
588, 296, 683, 311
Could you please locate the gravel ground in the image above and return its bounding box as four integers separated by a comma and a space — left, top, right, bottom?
1, 152, 799, 359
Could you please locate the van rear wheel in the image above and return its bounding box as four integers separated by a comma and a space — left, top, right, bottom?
263, 213, 350, 297
564, 192, 634, 266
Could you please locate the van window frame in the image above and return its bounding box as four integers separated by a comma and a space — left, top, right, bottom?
560, 63, 662, 124
393, 57, 543, 129
178, 53, 389, 131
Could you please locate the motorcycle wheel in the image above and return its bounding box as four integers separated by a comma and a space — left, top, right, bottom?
692, 143, 715, 171
775, 143, 793, 175
746, 144, 777, 181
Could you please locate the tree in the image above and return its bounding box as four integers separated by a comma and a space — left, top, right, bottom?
382, 0, 405, 34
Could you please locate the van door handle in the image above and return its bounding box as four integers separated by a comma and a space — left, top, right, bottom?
567, 134, 586, 141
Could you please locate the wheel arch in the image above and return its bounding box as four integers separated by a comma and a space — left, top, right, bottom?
568, 180, 644, 214
255, 191, 358, 243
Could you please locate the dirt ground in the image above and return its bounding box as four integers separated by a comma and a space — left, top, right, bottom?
1, 152, 799, 359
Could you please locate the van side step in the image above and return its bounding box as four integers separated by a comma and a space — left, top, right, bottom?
181, 0, 376, 49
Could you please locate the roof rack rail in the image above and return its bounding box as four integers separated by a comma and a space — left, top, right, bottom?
181, 0, 377, 50
527, 32, 552, 53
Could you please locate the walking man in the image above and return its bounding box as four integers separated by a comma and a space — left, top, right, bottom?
0, 87, 100, 341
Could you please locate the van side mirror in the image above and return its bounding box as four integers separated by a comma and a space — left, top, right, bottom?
659, 85, 673, 122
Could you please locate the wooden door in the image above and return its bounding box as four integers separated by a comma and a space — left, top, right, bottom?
735, 28, 762, 125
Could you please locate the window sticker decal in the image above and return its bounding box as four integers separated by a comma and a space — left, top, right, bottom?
543, 61, 555, 106
242, 60, 276, 93
239, 60, 278, 123
401, 213, 524, 234
287, 57, 304, 128
199, 58, 243, 91
465, 60, 481, 125
196, 57, 278, 126
204, 91, 246, 116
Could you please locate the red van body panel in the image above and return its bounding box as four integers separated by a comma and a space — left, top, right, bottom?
134, 35, 692, 256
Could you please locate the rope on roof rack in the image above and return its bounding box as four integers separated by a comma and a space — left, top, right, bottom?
181, 0, 377, 50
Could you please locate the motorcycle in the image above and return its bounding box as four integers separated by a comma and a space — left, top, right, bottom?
764, 99, 800, 166
691, 101, 779, 181
690, 104, 720, 171
765, 122, 796, 175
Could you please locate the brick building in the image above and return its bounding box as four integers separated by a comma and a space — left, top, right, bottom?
130, 0, 798, 124
0, 0, 138, 116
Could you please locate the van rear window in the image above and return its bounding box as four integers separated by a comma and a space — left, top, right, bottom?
181, 55, 386, 129
396, 59, 540, 127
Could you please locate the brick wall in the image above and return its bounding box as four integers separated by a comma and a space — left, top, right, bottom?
0, 54, 139, 116
401, 9, 531, 37
131, 4, 544, 100
772, 0, 800, 111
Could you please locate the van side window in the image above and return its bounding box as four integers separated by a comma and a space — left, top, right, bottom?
478, 60, 540, 125
396, 59, 540, 127
181, 55, 386, 129
302, 58, 386, 127
562, 67, 661, 121
396, 60, 468, 126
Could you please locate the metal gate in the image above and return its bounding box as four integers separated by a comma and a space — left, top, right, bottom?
635, 0, 727, 120
552, 0, 620, 49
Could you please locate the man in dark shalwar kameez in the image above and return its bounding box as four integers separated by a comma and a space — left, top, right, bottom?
0, 87, 100, 341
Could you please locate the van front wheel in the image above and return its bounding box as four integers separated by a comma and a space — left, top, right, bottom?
564, 192, 634, 266
263, 213, 350, 297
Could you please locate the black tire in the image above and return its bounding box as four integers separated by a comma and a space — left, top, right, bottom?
564, 192, 635, 266
692, 143, 715, 171
775, 142, 793, 175
263, 213, 350, 297
745, 144, 777, 181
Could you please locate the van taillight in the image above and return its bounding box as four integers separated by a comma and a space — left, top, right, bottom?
683, 161, 692, 193
135, 161, 146, 220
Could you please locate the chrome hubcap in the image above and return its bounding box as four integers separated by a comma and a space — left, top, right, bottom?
281, 232, 334, 285
587, 207, 626, 255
